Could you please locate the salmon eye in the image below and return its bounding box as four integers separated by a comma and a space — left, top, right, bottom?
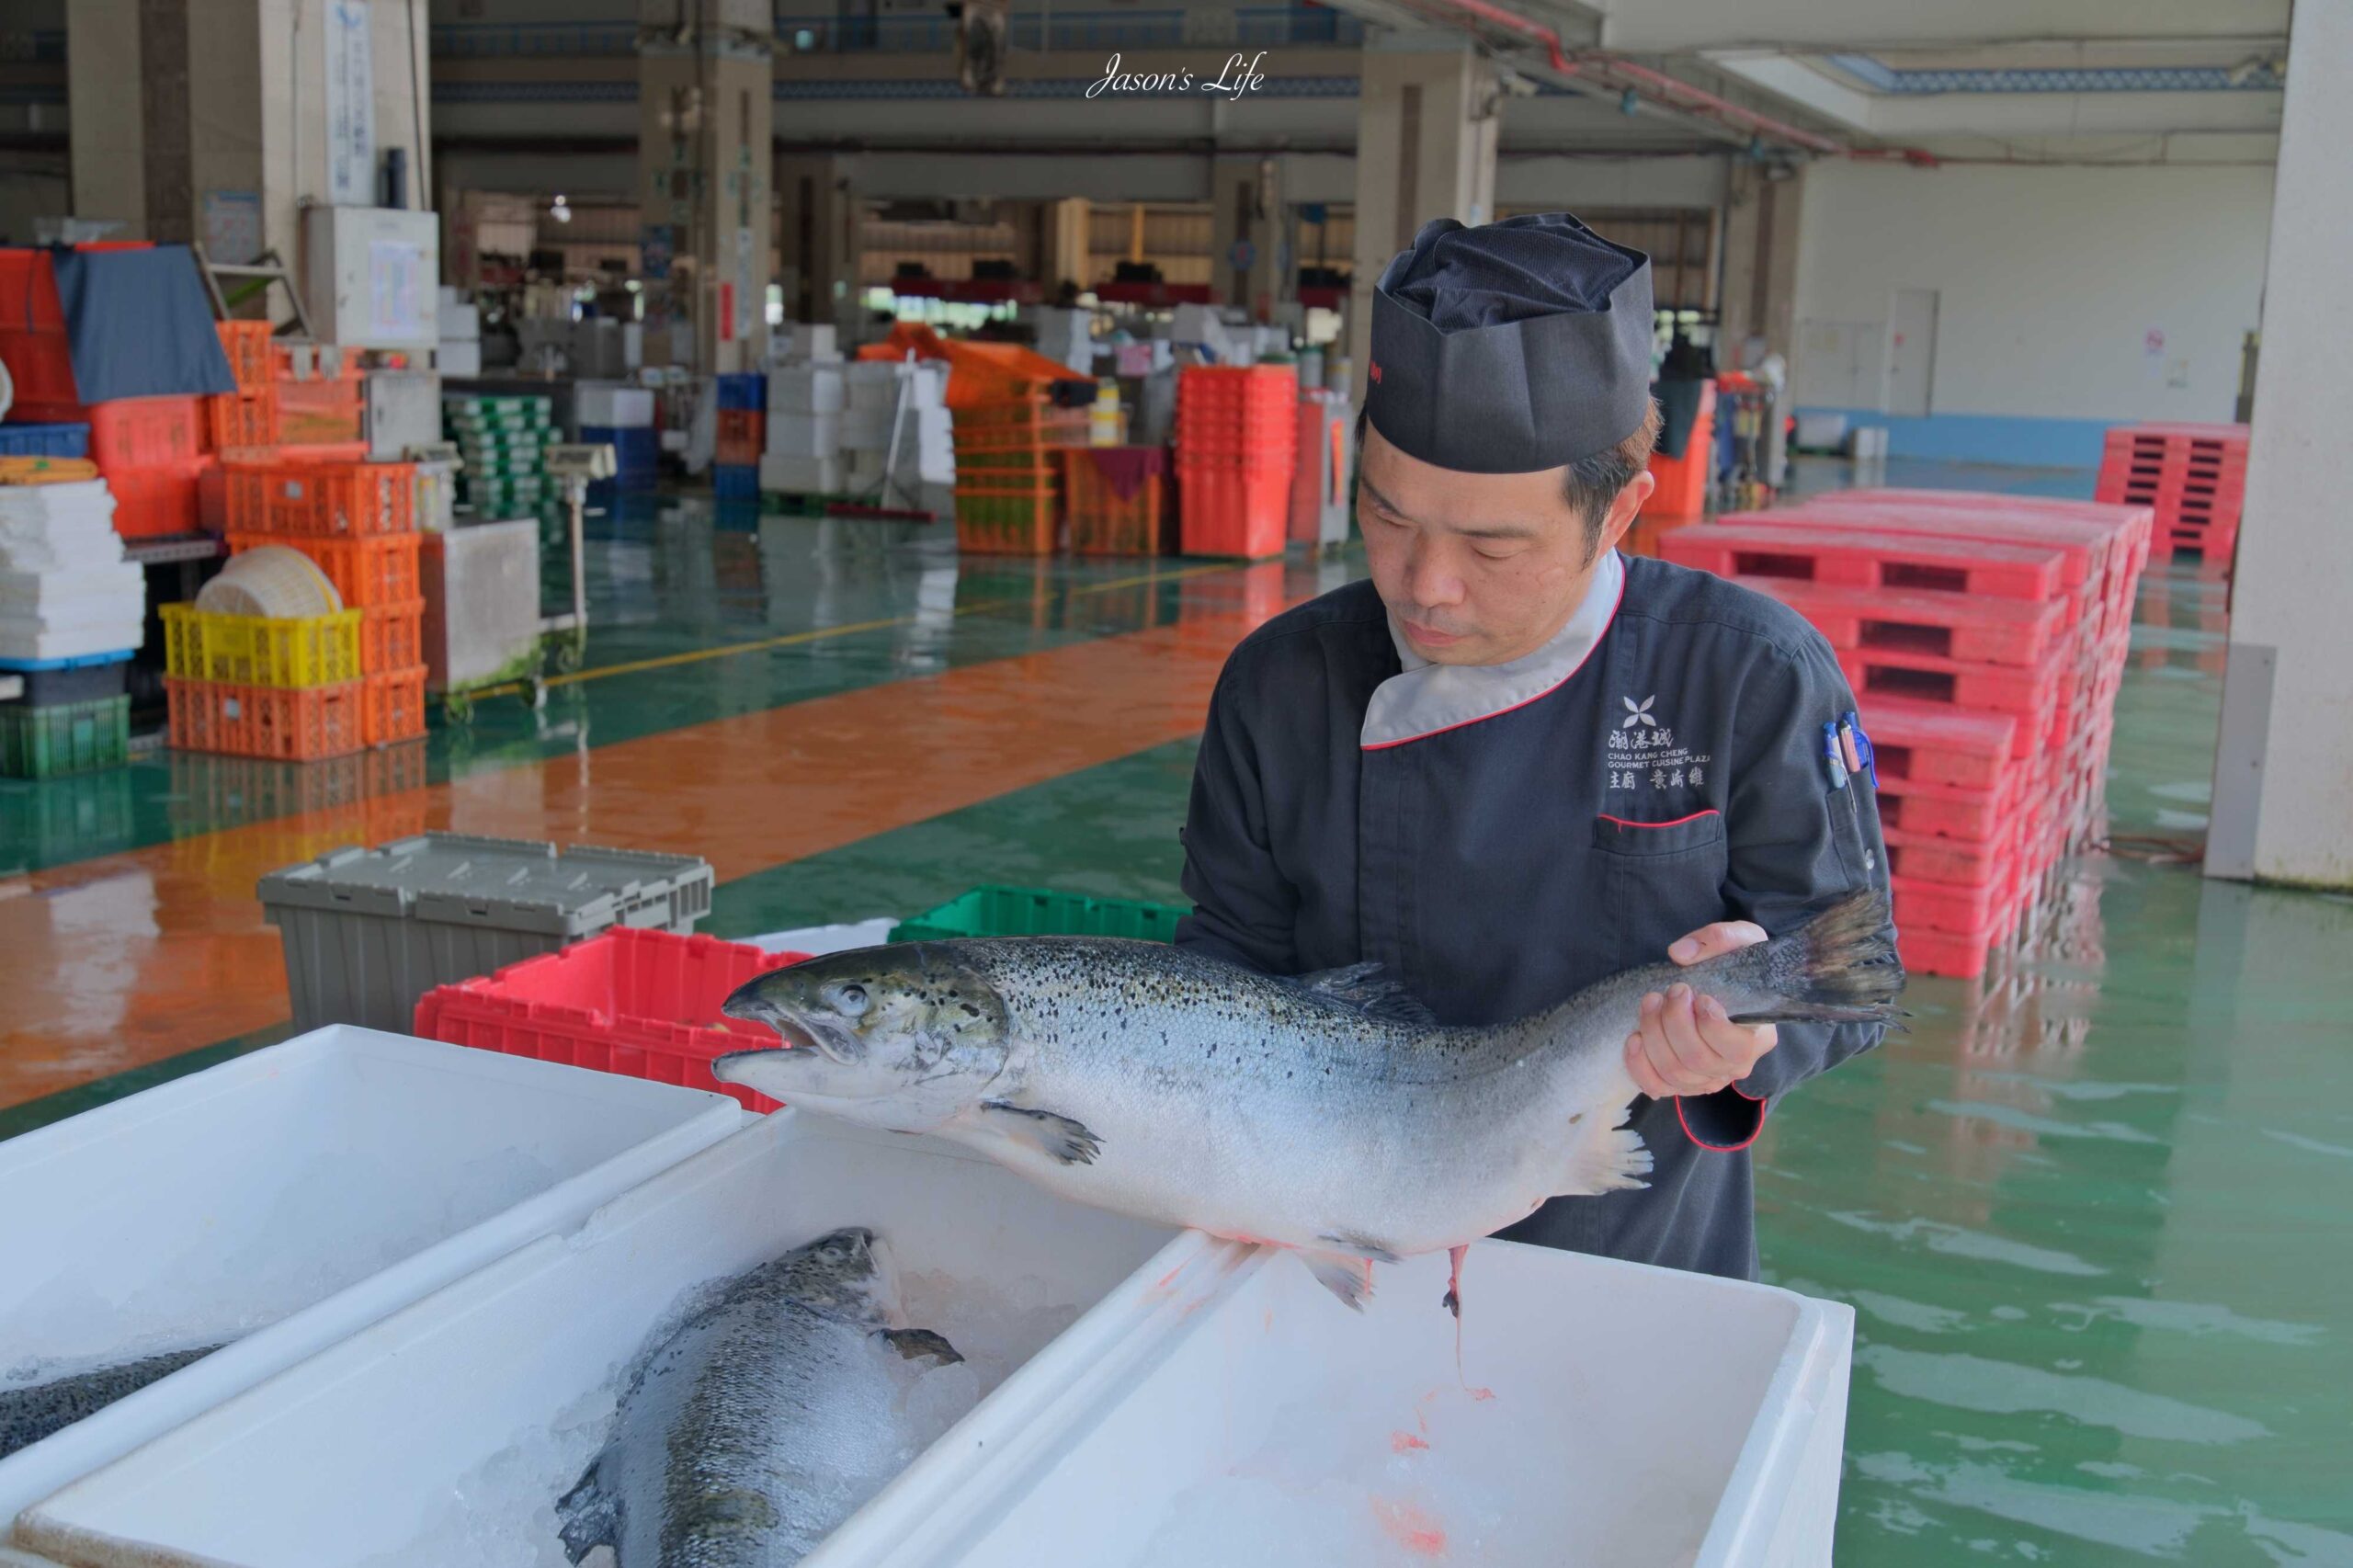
828, 983, 870, 1017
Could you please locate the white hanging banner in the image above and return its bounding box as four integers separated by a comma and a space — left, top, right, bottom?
324, 0, 376, 207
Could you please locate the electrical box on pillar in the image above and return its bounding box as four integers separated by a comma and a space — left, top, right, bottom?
956, 0, 1010, 96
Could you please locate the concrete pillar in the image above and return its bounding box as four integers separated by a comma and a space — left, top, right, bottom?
1347, 40, 1499, 400
2206, 0, 2353, 889
1209, 157, 1287, 321
71, 1, 432, 268
774, 153, 863, 326
639, 0, 772, 373
1043, 197, 1091, 295
1718, 160, 1802, 362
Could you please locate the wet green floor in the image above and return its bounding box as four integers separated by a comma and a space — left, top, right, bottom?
4, 463, 2348, 1562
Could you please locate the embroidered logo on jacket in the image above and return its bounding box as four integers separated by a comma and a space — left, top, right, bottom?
1606, 695, 1711, 793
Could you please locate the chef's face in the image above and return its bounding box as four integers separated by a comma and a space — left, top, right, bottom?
1358, 426, 1654, 666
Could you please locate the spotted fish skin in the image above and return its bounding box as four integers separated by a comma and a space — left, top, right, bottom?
556, 1228, 963, 1568
0, 1346, 222, 1460
714, 891, 1903, 1301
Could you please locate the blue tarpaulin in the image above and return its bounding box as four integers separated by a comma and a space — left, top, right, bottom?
49, 245, 236, 403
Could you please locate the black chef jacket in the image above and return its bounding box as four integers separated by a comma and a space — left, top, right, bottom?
1174, 551, 1894, 1281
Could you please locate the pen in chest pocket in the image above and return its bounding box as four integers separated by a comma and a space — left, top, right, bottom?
1820, 721, 1848, 790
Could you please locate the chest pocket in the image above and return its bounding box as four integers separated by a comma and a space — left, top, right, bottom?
1592, 810, 1731, 971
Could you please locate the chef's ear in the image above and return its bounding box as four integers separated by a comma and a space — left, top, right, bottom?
1596, 469, 1655, 558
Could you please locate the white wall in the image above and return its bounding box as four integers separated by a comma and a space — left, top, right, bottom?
1791, 159, 2273, 423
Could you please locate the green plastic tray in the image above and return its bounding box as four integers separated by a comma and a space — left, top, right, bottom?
0, 696, 131, 780
890, 885, 1188, 944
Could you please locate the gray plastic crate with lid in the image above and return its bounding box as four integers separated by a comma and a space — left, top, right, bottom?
259, 833, 716, 1032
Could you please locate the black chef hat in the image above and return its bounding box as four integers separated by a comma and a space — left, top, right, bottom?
1367, 213, 1654, 474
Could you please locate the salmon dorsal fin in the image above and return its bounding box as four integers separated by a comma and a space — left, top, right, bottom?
1288, 962, 1438, 1027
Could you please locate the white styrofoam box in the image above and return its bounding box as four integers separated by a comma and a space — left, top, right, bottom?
0, 562, 144, 611
575, 381, 655, 429
759, 452, 845, 494
766, 411, 842, 459
845, 361, 904, 413
767, 363, 847, 415
869, 1244, 1854, 1568
0, 483, 115, 539
300, 206, 441, 350
435, 301, 480, 341
781, 322, 837, 361
1793, 411, 1849, 450
0, 1028, 745, 1535
0, 619, 143, 663
364, 370, 443, 461
839, 407, 895, 451
17, 1114, 1202, 1568
0, 521, 126, 575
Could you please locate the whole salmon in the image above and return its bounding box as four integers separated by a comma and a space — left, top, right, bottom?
716, 892, 1901, 1308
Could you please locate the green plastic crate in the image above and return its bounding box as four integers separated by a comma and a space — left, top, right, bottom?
890, 885, 1188, 944
0, 696, 131, 779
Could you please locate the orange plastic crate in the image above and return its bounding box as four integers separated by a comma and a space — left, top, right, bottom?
361, 666, 428, 745
954, 489, 1058, 554
214, 320, 274, 392
227, 530, 422, 607
1177, 461, 1290, 560
360, 600, 426, 673
276, 374, 365, 446
108, 457, 213, 539
1063, 449, 1166, 556
87, 395, 207, 469
165, 676, 366, 761
251, 461, 415, 537
206, 388, 280, 451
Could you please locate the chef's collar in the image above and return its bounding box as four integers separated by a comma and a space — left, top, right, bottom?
1364, 550, 1626, 750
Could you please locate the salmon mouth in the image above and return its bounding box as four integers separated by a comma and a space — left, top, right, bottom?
716, 1003, 843, 1062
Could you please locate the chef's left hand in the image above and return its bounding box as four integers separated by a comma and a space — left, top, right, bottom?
1622, 922, 1779, 1100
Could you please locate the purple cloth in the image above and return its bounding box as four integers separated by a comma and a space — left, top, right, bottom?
1083, 445, 1167, 502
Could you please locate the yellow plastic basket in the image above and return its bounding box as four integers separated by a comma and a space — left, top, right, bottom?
161, 604, 364, 688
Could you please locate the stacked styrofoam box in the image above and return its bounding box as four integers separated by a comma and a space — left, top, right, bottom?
838, 361, 953, 490
767, 322, 842, 366
762, 360, 848, 494
0, 481, 147, 662
436, 287, 482, 380
576, 381, 655, 429
1028, 306, 1095, 376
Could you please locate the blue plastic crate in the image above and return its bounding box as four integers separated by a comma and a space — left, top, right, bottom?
579, 424, 660, 473
0, 421, 92, 460
712, 463, 759, 501
715, 373, 767, 413
0, 647, 134, 674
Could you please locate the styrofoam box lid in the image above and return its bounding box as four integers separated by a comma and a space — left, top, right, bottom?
0, 1027, 745, 1533
256, 834, 713, 935
17, 1113, 1197, 1568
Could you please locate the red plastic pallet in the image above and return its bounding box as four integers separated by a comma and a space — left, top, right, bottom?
1837, 644, 2069, 722
1873, 771, 2020, 843
1893, 870, 2018, 937
1659, 519, 2069, 602
1853, 698, 2018, 790
1734, 576, 2064, 668
1882, 825, 2019, 889
1895, 920, 2004, 981
415, 928, 813, 1114
1767, 501, 2107, 598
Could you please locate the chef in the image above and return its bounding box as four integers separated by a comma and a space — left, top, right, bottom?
1174, 213, 1897, 1281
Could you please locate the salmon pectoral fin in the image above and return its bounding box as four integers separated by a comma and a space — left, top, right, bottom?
1316, 1232, 1402, 1264
1299, 1248, 1380, 1312
878, 1327, 965, 1367
977, 1101, 1103, 1165
1552, 1119, 1653, 1199
555, 1457, 619, 1564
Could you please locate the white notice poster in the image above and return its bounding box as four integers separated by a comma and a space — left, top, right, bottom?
368, 238, 424, 340
325, 1, 376, 206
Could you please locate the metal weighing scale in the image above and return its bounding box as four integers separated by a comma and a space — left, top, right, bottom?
540, 442, 616, 676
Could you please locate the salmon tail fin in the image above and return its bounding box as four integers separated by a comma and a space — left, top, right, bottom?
1721, 888, 1907, 1028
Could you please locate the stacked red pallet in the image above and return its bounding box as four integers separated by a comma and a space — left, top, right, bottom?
216, 458, 429, 749
1174, 365, 1297, 560
2095, 421, 2247, 567
1659, 487, 2154, 979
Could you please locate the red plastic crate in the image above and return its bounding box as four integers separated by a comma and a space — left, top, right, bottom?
414, 928, 814, 1113
1177, 461, 1290, 559
1896, 919, 2005, 981
227, 529, 422, 607
236, 460, 415, 536
108, 456, 213, 539
276, 373, 365, 445
85, 395, 207, 469
1661, 520, 2069, 602
165, 676, 366, 760
360, 601, 425, 672
716, 408, 766, 467
360, 666, 428, 745
0, 248, 77, 410
1736, 576, 2064, 668
1893, 869, 2018, 937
